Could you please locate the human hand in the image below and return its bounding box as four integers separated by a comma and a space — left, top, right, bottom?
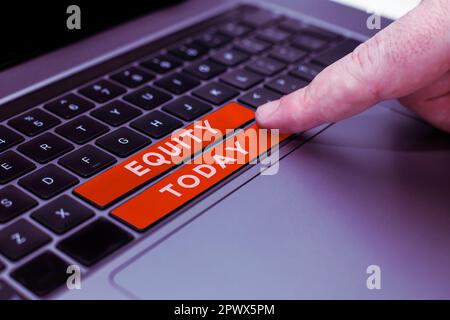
256, 0, 450, 133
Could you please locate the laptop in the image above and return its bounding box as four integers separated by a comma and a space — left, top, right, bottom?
1, 0, 449, 300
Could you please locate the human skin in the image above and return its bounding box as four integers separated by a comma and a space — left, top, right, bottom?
256, 0, 450, 133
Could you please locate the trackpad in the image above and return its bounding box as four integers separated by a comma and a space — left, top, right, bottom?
113, 105, 450, 299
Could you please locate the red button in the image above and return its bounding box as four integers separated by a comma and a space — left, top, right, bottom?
111, 124, 289, 230
74, 103, 254, 208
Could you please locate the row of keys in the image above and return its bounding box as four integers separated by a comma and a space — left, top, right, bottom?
36, 48, 311, 132
2, 27, 331, 152
2, 103, 214, 186
1, 58, 316, 156
1, 79, 281, 164
2, 65, 310, 185
2, 11, 338, 142
131, 18, 320, 90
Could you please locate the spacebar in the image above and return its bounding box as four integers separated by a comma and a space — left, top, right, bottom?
111, 124, 289, 231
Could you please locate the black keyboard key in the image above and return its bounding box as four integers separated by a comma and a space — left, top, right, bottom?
278, 18, 304, 32
163, 96, 212, 121
59, 145, 116, 178
44, 94, 95, 119
57, 218, 133, 267
11, 251, 69, 297
290, 62, 324, 81
313, 39, 361, 66
184, 59, 226, 80
246, 57, 285, 76
219, 22, 252, 37
31, 195, 94, 234
266, 75, 308, 95
193, 31, 231, 49
0, 219, 51, 261
0, 186, 37, 223
18, 133, 74, 164
79, 80, 126, 103
270, 46, 307, 63
8, 109, 61, 137
242, 11, 279, 28
211, 49, 249, 67
154, 72, 200, 95
124, 86, 172, 110
56, 116, 109, 144
169, 43, 207, 61
239, 88, 282, 108
19, 165, 78, 199
131, 111, 183, 139
96, 128, 151, 158
110, 66, 154, 88
0, 125, 24, 152
256, 27, 291, 43
292, 34, 328, 52
0, 151, 35, 184
192, 82, 239, 105
234, 37, 271, 54
91, 100, 142, 126
0, 280, 26, 300
220, 69, 263, 90
140, 54, 181, 74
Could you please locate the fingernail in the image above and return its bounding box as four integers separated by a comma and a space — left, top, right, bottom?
256, 100, 280, 122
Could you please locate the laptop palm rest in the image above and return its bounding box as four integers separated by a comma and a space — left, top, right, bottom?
112, 104, 450, 299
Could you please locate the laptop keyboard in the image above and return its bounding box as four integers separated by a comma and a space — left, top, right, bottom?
0, 4, 360, 299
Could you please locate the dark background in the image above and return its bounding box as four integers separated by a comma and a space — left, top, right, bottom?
0, 1, 182, 70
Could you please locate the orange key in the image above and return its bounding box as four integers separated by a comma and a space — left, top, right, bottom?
74, 103, 254, 208
111, 124, 289, 231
